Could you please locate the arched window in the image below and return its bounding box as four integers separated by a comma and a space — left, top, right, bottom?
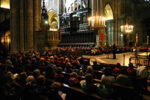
104, 4, 113, 21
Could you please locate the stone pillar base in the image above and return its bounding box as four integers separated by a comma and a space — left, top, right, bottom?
45, 40, 60, 51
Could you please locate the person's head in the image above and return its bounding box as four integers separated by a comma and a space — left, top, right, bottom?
46, 66, 55, 73
50, 82, 61, 91
6, 71, 14, 81
129, 63, 134, 69
56, 67, 63, 74
121, 67, 127, 75
37, 75, 46, 85
19, 72, 27, 80
26, 75, 35, 83
87, 65, 93, 70
86, 66, 93, 73
13, 73, 19, 80
6, 59, 12, 65
70, 72, 77, 77
33, 69, 41, 79
85, 73, 93, 83
116, 63, 121, 68
104, 68, 112, 76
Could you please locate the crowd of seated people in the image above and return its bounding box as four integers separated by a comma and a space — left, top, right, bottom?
57, 46, 136, 56
0, 50, 148, 100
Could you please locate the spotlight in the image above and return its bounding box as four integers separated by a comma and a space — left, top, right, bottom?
45, 20, 48, 24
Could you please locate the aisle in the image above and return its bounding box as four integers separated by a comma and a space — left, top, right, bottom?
83, 52, 135, 66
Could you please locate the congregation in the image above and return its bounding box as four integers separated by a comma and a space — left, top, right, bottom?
0, 48, 148, 100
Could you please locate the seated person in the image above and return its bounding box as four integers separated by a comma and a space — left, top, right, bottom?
136, 65, 148, 91
68, 72, 80, 87
126, 63, 136, 77
54, 67, 65, 82
48, 82, 66, 100
80, 73, 97, 93
116, 67, 133, 86
98, 68, 115, 98
85, 66, 94, 74
92, 62, 100, 70
113, 63, 121, 76
101, 68, 115, 85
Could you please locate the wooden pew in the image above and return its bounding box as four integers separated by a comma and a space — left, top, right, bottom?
62, 83, 105, 100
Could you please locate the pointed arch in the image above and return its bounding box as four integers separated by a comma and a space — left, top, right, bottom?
48, 9, 58, 30
104, 4, 114, 20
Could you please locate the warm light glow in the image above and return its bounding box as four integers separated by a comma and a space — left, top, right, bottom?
6, 37, 11, 44
1, 37, 5, 43
88, 16, 106, 29
0, 0, 10, 9
0, 5, 10, 9
120, 34, 123, 37
121, 24, 134, 33
45, 20, 49, 24
1, 31, 11, 44
49, 29, 58, 31
104, 4, 114, 21
106, 17, 113, 21
48, 11, 58, 30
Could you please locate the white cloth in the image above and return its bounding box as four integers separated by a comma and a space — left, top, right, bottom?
136, 66, 148, 79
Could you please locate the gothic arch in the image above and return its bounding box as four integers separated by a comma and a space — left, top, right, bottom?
104, 4, 114, 20
104, 3, 114, 46
48, 9, 58, 30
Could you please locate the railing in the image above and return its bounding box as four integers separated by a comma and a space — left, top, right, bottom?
129, 55, 150, 67
47, 31, 60, 41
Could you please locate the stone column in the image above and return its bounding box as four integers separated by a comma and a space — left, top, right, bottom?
91, 0, 93, 16
94, 0, 97, 15
96, 0, 98, 12
100, 0, 103, 15
25, 0, 34, 51
113, 20, 116, 45
77, 0, 79, 10
34, 0, 41, 50
34, 0, 41, 31
80, 0, 82, 9
58, 0, 61, 29
10, 0, 19, 53
19, 0, 24, 52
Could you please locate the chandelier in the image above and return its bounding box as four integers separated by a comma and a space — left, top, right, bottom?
88, 13, 106, 29
120, 24, 134, 33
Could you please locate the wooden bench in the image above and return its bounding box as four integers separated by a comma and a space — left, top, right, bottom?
62, 84, 105, 100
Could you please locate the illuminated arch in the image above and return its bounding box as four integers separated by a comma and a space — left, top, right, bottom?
0, 0, 10, 9
48, 10, 58, 30
104, 4, 114, 20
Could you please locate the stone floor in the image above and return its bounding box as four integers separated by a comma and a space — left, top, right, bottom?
83, 52, 149, 66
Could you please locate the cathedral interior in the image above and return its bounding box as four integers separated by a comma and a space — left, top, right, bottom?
1, 0, 150, 100
0, 0, 150, 52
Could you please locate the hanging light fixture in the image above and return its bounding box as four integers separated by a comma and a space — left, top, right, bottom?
120, 24, 134, 33
41, 0, 50, 30
120, 0, 134, 34
88, 12, 106, 29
